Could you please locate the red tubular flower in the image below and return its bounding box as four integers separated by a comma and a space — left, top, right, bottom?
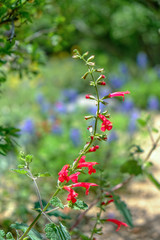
58, 165, 80, 183
58, 164, 70, 182
88, 145, 99, 152
69, 172, 81, 183
106, 199, 114, 205
108, 91, 130, 101
99, 81, 106, 85
106, 219, 128, 231
78, 156, 99, 175
101, 75, 105, 78
63, 186, 78, 203
98, 114, 112, 132
85, 94, 91, 99
71, 182, 98, 195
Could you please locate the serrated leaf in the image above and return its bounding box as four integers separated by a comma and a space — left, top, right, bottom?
45, 222, 71, 240
11, 169, 28, 175
50, 197, 64, 209
120, 160, 142, 176
70, 199, 88, 210
113, 194, 133, 228
11, 223, 42, 240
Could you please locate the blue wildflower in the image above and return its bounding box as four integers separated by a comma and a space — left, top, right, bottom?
108, 131, 118, 142
54, 102, 67, 114
70, 128, 81, 146
136, 52, 148, 69
121, 99, 134, 113
62, 89, 78, 102
128, 109, 140, 134
110, 75, 125, 89
35, 92, 44, 105
148, 96, 159, 110
20, 118, 35, 134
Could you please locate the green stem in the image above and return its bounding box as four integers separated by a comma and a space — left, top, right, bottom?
19, 188, 61, 240
19, 213, 41, 240
19, 53, 101, 240
90, 200, 103, 240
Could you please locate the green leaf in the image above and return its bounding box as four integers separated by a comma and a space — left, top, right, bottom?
137, 118, 147, 127
11, 169, 28, 175
120, 159, 142, 176
113, 194, 133, 228
25, 154, 33, 163
17, 164, 26, 169
6, 232, 14, 240
45, 223, 57, 240
152, 127, 159, 133
0, 230, 5, 240
45, 222, 71, 240
50, 197, 64, 209
145, 172, 160, 190
35, 172, 51, 178
11, 222, 42, 240
69, 199, 88, 210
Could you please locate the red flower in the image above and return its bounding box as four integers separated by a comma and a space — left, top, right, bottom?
71, 182, 98, 195
88, 145, 99, 152
63, 186, 78, 203
98, 114, 112, 132
78, 156, 99, 174
99, 81, 106, 85
108, 91, 130, 101
58, 164, 70, 182
106, 219, 128, 231
69, 172, 81, 183
85, 94, 91, 99
58, 165, 80, 183
101, 75, 105, 79
106, 199, 114, 205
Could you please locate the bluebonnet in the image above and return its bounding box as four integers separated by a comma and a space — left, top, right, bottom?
62, 89, 78, 102
20, 118, 35, 134
35, 92, 44, 105
136, 52, 148, 69
155, 66, 160, 78
70, 128, 81, 146
119, 63, 128, 75
54, 101, 67, 114
148, 96, 159, 110
128, 109, 140, 134
109, 75, 125, 89
108, 131, 118, 142
121, 99, 134, 113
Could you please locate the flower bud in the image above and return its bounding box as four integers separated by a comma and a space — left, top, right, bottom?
87, 55, 95, 61
98, 81, 106, 86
